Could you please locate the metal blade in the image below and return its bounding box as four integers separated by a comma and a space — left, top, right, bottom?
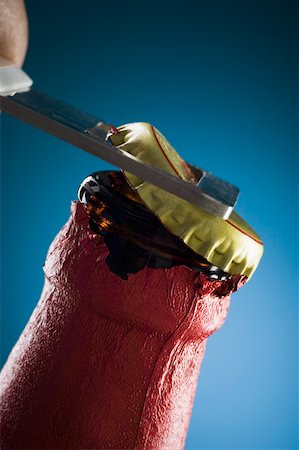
0, 89, 239, 219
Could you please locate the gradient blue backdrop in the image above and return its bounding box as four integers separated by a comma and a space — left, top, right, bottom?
1, 1, 298, 449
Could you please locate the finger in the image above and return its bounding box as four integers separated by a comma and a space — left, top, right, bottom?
0, 0, 28, 67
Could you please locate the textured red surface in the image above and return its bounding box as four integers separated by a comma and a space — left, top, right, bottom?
0, 202, 245, 450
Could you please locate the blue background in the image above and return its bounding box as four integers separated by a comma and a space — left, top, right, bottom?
1, 0, 298, 449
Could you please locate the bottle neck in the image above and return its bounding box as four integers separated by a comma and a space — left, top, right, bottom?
78, 171, 232, 281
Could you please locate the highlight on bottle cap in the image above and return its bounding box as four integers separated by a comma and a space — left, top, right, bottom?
109, 122, 263, 279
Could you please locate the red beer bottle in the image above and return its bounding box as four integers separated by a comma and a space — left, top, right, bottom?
0, 123, 263, 449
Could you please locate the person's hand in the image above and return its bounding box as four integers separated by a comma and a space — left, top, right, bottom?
0, 0, 28, 66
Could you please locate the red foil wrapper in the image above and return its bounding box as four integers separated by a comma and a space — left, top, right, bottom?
0, 202, 245, 450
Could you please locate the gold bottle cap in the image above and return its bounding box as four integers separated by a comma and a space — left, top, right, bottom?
109, 123, 263, 279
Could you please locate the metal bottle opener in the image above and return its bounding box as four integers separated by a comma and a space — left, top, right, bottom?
0, 60, 239, 219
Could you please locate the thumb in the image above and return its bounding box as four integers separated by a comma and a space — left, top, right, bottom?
0, 0, 28, 67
